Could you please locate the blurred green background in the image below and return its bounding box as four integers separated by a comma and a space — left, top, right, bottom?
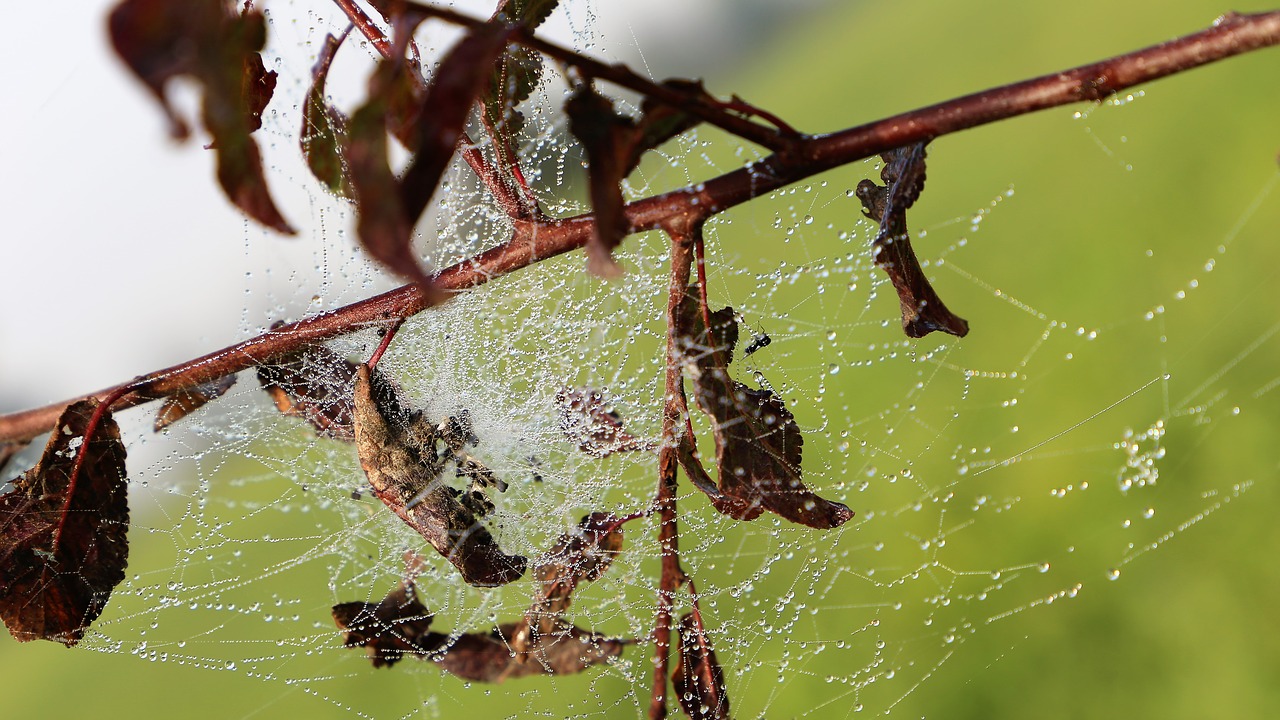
3, 0, 1279, 718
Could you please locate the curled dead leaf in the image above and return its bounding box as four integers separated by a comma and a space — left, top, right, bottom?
353, 364, 526, 587
855, 143, 968, 338
108, 0, 294, 234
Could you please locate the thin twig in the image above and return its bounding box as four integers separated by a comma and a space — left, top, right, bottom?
2, 11, 1278, 444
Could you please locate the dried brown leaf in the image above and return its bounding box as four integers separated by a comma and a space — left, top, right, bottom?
153, 375, 237, 432
676, 300, 853, 529
353, 364, 526, 587
0, 401, 129, 646
108, 0, 294, 234
855, 143, 968, 338
256, 341, 394, 441
673, 612, 730, 720
511, 512, 623, 661
555, 388, 653, 458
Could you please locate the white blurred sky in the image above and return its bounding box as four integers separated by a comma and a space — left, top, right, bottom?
0, 0, 828, 415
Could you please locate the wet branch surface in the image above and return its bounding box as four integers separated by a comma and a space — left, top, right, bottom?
3, 11, 1279, 444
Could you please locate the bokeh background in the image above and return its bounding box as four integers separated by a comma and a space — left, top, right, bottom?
2, 1, 1279, 718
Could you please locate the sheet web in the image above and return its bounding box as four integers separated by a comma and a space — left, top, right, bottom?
5, 2, 1278, 719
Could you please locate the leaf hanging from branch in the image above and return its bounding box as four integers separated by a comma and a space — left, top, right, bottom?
673, 612, 730, 720
566, 80, 705, 276
675, 300, 853, 529
555, 388, 654, 458
300, 31, 353, 198
510, 511, 623, 662
855, 143, 969, 338
481, 0, 561, 183
353, 364, 526, 587
0, 400, 130, 646
108, 0, 294, 234
256, 338, 397, 442
153, 374, 237, 432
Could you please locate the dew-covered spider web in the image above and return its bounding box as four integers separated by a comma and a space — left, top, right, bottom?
3, 1, 1280, 719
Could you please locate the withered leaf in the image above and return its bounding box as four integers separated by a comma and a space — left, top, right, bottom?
555, 388, 653, 458
0, 400, 129, 646
673, 612, 730, 720
855, 143, 968, 338
301, 32, 352, 198
332, 579, 435, 668
334, 564, 623, 680
108, 0, 294, 234
676, 300, 853, 529
566, 81, 704, 276
354, 364, 526, 587
153, 375, 237, 432
511, 512, 623, 661
256, 340, 396, 442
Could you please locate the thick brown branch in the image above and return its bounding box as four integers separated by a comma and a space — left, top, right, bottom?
1, 11, 1278, 444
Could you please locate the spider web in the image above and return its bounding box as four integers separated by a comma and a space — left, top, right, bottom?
2, 1, 1279, 719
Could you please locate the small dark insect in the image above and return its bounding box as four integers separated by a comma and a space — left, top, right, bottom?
742, 330, 771, 357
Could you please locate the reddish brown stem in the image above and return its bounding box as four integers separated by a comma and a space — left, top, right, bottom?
692, 228, 713, 337
366, 316, 405, 369
2, 11, 1278, 444
649, 222, 701, 720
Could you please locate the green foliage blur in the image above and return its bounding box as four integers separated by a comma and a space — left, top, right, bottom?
2, 1, 1278, 718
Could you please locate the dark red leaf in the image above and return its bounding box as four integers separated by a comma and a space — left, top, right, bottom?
353, 364, 526, 587
153, 374, 237, 432
301, 32, 352, 198
676, 301, 853, 529
511, 512, 623, 661
0, 401, 129, 646
108, 0, 294, 234
672, 612, 730, 720
242, 49, 276, 135
855, 143, 968, 338
555, 388, 653, 458
481, 0, 561, 147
